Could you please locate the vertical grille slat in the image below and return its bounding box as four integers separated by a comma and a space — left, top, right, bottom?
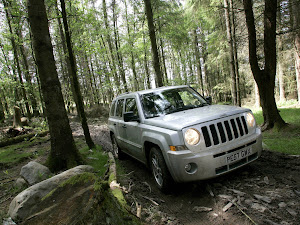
209, 124, 220, 145
201, 126, 212, 147
201, 115, 250, 148
217, 122, 226, 143
241, 116, 249, 134
230, 119, 239, 138
236, 117, 244, 136
224, 121, 233, 141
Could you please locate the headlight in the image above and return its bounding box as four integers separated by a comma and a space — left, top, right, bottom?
184, 128, 200, 145
246, 113, 255, 127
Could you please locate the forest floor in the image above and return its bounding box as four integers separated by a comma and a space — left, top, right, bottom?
1, 117, 300, 225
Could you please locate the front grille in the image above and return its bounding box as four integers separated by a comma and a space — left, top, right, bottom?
201, 115, 249, 147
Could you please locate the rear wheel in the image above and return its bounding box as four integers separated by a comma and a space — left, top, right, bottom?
111, 134, 125, 159
149, 147, 173, 192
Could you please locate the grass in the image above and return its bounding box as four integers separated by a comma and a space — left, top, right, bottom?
79, 144, 108, 177
253, 108, 300, 155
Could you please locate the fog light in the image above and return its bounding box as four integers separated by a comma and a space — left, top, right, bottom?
184, 163, 198, 174
185, 163, 192, 172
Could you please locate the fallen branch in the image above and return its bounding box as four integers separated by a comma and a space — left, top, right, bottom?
141, 195, 159, 206
231, 200, 258, 225
142, 181, 152, 193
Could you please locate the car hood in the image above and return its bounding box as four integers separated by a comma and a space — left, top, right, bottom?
143, 105, 250, 131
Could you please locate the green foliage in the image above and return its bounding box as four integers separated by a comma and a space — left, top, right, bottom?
253, 108, 300, 155
79, 144, 108, 176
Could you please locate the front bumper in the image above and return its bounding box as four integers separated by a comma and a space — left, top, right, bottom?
166, 128, 262, 183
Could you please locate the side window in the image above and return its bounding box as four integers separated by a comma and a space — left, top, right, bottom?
109, 101, 116, 116
125, 98, 138, 116
116, 99, 124, 118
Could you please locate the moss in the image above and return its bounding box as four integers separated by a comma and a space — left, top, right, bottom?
42, 172, 96, 202
108, 172, 116, 184
59, 172, 96, 188
110, 188, 129, 211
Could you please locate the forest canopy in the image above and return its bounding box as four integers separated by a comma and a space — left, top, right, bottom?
0, 0, 299, 122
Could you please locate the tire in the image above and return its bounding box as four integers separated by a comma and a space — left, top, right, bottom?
149, 147, 173, 192
111, 134, 125, 160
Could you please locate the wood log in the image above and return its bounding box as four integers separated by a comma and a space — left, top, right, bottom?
0, 130, 49, 147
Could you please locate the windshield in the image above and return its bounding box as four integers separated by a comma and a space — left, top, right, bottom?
141, 87, 208, 118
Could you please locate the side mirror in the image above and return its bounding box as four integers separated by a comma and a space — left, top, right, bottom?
124, 111, 140, 122
205, 96, 212, 105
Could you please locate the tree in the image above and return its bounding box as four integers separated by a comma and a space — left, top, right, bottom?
27, 0, 83, 171
144, 0, 163, 87
291, 0, 300, 104
243, 0, 286, 130
60, 0, 95, 149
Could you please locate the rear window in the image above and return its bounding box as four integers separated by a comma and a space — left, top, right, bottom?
115, 99, 124, 118
109, 101, 116, 116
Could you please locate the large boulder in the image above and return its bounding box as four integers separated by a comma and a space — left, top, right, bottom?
8, 165, 94, 222
20, 161, 52, 185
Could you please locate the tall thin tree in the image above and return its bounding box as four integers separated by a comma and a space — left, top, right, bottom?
144, 0, 163, 87
60, 0, 95, 149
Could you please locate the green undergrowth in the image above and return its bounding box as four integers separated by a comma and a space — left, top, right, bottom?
79, 144, 108, 177
253, 108, 300, 155
0, 136, 49, 168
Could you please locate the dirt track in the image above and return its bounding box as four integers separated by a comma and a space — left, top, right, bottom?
83, 121, 300, 225
1, 120, 299, 225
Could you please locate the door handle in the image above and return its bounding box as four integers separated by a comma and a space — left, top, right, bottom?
113, 123, 117, 126
122, 125, 127, 128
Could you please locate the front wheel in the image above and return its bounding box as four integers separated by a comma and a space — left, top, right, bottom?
149, 147, 173, 192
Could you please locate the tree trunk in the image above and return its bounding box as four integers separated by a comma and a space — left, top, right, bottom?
60, 0, 95, 149
224, 0, 237, 105
143, 31, 151, 89
102, 0, 120, 92
27, 0, 83, 171
3, 0, 31, 119
291, 0, 300, 104
112, 0, 129, 92
193, 29, 204, 94
243, 0, 286, 130
229, 0, 241, 106
144, 0, 163, 87
277, 0, 286, 102
55, 1, 79, 114
18, 30, 40, 116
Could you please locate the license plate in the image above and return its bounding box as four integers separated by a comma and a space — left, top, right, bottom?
226, 147, 252, 164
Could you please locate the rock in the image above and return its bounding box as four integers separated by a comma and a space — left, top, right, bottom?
9, 165, 94, 221
20, 161, 52, 185
263, 176, 269, 184
244, 199, 253, 205
253, 194, 272, 203
14, 177, 28, 189
228, 189, 246, 196
3, 217, 17, 225
286, 207, 297, 216
218, 194, 233, 200
251, 203, 267, 213
263, 219, 281, 225
278, 202, 287, 208
193, 206, 213, 212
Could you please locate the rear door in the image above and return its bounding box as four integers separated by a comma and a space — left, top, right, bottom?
114, 98, 127, 149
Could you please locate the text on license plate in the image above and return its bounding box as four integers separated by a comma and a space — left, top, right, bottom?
226, 148, 252, 164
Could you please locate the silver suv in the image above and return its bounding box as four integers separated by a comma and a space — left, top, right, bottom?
108, 85, 262, 192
